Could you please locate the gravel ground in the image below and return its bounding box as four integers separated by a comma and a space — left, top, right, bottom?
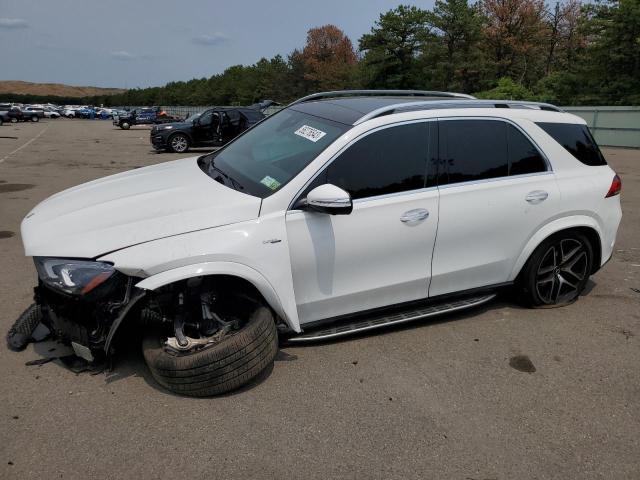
1, 119, 638, 479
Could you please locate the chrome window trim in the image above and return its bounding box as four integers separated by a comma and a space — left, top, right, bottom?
287, 115, 554, 212
437, 171, 554, 190
287, 118, 437, 211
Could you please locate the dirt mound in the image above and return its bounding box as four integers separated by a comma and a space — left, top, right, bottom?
0, 80, 124, 98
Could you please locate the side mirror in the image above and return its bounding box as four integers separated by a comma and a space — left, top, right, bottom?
303, 184, 353, 215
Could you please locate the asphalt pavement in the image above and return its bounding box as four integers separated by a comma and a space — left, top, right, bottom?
0, 119, 638, 479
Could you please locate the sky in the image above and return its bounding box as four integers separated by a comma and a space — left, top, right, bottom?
0, 0, 436, 89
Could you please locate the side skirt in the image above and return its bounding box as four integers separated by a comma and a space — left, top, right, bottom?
287, 285, 510, 343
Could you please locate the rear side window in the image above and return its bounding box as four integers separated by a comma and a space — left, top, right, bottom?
325, 122, 431, 199
438, 119, 547, 185
536, 122, 606, 166
438, 120, 508, 184
507, 124, 547, 175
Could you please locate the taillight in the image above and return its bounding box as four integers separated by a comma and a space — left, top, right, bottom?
605, 174, 622, 198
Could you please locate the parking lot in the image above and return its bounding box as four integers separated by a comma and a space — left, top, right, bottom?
1, 119, 639, 479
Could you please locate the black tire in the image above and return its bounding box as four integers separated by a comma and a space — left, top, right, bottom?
31, 115, 39, 122
168, 133, 190, 153
6, 303, 43, 352
120, 121, 130, 130
142, 306, 278, 397
518, 231, 593, 307
10, 117, 17, 123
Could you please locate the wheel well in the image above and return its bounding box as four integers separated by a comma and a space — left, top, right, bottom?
517, 226, 602, 281
168, 131, 191, 143
109, 274, 273, 353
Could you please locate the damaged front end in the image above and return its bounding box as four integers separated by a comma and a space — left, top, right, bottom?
20, 257, 146, 362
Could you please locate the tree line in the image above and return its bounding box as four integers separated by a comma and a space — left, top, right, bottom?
5, 0, 639, 107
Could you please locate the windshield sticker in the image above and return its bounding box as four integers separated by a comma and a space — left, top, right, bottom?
294, 125, 327, 143
260, 175, 281, 191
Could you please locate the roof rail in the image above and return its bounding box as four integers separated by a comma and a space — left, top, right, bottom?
354, 99, 564, 125
291, 90, 475, 105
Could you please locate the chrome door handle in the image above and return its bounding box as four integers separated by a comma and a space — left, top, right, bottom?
400, 208, 429, 223
525, 190, 549, 204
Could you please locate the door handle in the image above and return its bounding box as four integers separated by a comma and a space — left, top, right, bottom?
400, 208, 429, 223
525, 190, 549, 204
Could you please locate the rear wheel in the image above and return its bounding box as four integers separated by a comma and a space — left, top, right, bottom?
519, 231, 593, 307
31, 115, 39, 122
142, 304, 278, 397
10, 117, 17, 123
169, 133, 190, 153
120, 121, 130, 130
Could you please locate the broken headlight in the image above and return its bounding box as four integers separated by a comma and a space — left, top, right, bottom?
34, 257, 115, 295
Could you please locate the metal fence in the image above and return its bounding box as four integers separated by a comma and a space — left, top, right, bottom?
561, 106, 640, 149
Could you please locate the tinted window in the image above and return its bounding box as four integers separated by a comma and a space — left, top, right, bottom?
325, 122, 431, 200
439, 120, 508, 185
507, 124, 547, 175
201, 109, 349, 198
199, 111, 214, 125
536, 122, 606, 166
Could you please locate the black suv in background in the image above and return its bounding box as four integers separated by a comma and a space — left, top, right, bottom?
150, 107, 265, 153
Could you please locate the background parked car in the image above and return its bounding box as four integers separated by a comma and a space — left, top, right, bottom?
43, 107, 61, 118
5, 106, 41, 122
23, 107, 45, 120
114, 107, 181, 129
150, 107, 264, 152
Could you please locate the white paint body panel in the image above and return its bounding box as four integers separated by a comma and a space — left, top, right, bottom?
19, 106, 622, 333
21, 157, 261, 258
287, 188, 439, 324
429, 173, 561, 296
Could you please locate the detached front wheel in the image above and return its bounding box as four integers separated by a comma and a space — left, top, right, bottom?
142, 305, 278, 397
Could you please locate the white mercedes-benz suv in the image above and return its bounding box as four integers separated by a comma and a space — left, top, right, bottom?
9, 91, 622, 396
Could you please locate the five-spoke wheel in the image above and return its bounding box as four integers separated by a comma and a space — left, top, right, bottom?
520, 231, 593, 307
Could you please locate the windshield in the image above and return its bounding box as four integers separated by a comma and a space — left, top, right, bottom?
185, 112, 202, 123
200, 108, 350, 198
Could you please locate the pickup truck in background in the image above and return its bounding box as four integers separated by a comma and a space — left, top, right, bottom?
0, 106, 42, 123
114, 107, 181, 130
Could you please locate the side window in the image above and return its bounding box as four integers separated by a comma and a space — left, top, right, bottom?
536, 122, 607, 166
199, 111, 213, 125
507, 124, 547, 175
324, 122, 431, 200
438, 119, 508, 185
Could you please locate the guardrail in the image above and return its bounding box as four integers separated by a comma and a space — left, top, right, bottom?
562, 106, 640, 149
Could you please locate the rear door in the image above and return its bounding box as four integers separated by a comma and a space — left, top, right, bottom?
429, 118, 560, 297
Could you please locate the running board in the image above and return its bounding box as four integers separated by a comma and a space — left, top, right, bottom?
288, 294, 496, 343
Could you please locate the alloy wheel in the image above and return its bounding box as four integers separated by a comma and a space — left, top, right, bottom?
535, 238, 588, 304
171, 135, 188, 153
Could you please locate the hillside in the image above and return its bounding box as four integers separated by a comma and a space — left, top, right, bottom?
0, 80, 125, 98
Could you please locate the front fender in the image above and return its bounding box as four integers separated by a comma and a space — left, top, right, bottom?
134, 261, 299, 332
509, 214, 604, 281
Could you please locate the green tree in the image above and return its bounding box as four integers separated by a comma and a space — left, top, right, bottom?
359, 5, 432, 88
424, 0, 485, 92
581, 0, 640, 104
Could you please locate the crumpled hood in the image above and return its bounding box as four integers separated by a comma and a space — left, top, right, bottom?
21, 157, 261, 258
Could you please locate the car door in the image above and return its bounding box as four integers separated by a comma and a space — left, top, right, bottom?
429, 118, 560, 297
286, 121, 440, 325
192, 110, 217, 145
